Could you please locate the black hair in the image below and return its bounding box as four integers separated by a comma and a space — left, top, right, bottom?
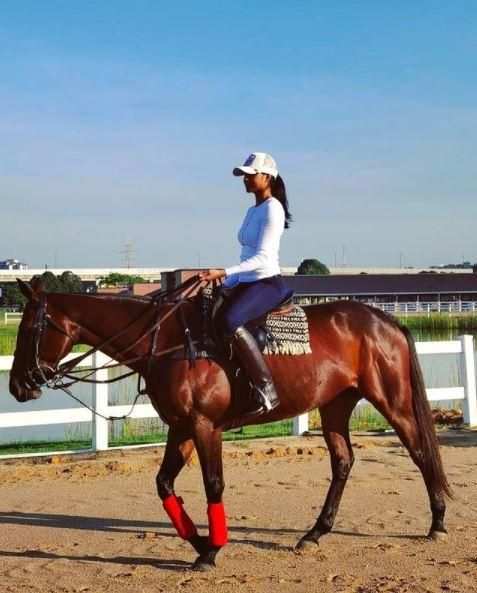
271, 175, 292, 229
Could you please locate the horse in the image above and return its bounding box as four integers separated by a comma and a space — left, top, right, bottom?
9, 277, 451, 571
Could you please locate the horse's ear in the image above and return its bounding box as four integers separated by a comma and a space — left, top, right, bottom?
30, 276, 45, 296
17, 278, 35, 300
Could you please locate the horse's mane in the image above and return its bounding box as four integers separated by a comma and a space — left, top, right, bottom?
49, 292, 153, 306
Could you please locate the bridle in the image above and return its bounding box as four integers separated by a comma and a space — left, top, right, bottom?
27, 292, 76, 390
23, 275, 208, 420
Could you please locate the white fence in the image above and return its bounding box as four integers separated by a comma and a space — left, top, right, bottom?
4, 312, 22, 324
293, 334, 477, 434
0, 352, 160, 454
295, 300, 477, 315
371, 301, 476, 315
0, 338, 476, 459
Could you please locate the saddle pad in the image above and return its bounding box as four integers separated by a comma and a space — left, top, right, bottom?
200, 288, 312, 356
262, 305, 312, 355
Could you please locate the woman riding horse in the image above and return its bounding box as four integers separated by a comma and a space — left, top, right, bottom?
199, 151, 292, 417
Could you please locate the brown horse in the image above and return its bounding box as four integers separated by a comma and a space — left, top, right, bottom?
10, 278, 451, 571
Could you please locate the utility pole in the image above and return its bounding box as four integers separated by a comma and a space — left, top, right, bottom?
342, 245, 346, 268
399, 253, 403, 269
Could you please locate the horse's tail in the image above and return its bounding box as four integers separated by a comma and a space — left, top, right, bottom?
400, 325, 453, 500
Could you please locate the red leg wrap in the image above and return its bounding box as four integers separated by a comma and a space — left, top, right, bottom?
163, 494, 197, 540
207, 502, 228, 546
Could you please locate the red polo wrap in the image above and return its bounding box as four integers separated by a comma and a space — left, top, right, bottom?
162, 494, 197, 540
207, 502, 228, 546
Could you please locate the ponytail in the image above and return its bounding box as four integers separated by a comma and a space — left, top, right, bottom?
271, 175, 292, 229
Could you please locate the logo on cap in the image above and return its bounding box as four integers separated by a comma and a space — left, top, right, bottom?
243, 154, 256, 167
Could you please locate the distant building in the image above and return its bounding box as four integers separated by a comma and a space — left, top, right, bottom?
283, 272, 477, 313
96, 282, 162, 297
0, 258, 28, 270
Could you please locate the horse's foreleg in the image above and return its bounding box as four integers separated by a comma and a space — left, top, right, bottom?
296, 389, 360, 553
156, 427, 208, 554
190, 418, 226, 571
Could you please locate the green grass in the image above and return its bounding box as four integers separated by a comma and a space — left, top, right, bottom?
0, 324, 88, 356
396, 314, 477, 332
0, 422, 293, 456
0, 438, 93, 456
222, 419, 293, 441
0, 324, 18, 355
309, 405, 392, 432
0, 414, 390, 458
0, 434, 169, 456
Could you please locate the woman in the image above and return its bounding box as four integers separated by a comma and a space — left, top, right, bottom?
199, 152, 292, 417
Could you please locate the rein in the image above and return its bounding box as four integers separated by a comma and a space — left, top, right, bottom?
29, 275, 207, 422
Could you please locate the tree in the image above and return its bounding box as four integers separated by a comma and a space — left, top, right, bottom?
40, 271, 62, 292
2, 284, 27, 310
33, 271, 84, 293
59, 271, 83, 293
98, 273, 145, 287
296, 259, 330, 275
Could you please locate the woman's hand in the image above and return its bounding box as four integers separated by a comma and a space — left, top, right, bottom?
199, 269, 226, 282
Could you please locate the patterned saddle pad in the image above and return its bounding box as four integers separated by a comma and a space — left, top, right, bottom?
200, 288, 312, 356
261, 306, 312, 355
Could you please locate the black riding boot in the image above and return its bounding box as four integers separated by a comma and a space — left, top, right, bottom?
231, 326, 280, 415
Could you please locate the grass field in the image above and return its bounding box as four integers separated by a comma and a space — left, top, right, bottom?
0, 324, 18, 355
0, 411, 394, 457
395, 313, 477, 332
0, 420, 295, 456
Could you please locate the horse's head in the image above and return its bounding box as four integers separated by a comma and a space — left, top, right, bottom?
9, 278, 78, 402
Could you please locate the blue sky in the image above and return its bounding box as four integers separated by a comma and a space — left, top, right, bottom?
1, 1, 476, 269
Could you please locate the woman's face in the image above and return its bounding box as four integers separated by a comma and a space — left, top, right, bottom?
243, 172, 271, 193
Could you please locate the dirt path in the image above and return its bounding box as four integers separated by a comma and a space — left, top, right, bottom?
1, 432, 476, 593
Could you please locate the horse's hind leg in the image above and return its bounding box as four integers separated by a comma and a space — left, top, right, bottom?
296, 388, 361, 552
156, 427, 208, 555
369, 395, 448, 539
362, 349, 449, 540
191, 418, 227, 571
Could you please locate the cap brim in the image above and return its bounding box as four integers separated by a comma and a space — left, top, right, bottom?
233, 166, 257, 176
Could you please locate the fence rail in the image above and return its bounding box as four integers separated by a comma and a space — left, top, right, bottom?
4, 312, 22, 324
371, 301, 477, 315
295, 300, 477, 315
1, 337, 476, 458
293, 334, 477, 434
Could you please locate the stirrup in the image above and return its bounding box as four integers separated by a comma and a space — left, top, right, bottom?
254, 385, 279, 412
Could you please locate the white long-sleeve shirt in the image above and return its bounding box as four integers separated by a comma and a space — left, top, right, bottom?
224, 197, 285, 286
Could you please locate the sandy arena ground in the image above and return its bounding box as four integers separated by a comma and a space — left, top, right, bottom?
0, 431, 476, 593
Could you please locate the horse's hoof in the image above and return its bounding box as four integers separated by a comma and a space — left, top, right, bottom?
191, 556, 216, 572
428, 529, 448, 541
295, 538, 319, 555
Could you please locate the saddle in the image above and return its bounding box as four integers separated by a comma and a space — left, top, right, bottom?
208, 286, 295, 354
173, 286, 310, 428
174, 285, 311, 366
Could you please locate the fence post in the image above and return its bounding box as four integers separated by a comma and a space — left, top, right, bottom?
458, 335, 477, 427
92, 351, 110, 451
293, 413, 309, 436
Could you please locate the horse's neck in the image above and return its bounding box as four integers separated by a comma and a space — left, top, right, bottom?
50, 293, 158, 366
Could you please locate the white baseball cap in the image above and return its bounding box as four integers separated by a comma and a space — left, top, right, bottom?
233, 152, 278, 179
